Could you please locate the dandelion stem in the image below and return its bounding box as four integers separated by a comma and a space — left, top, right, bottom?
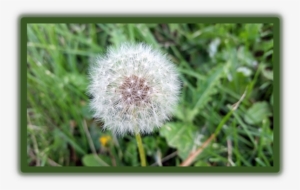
135, 132, 147, 167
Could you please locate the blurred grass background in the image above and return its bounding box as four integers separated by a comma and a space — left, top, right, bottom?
27, 23, 274, 167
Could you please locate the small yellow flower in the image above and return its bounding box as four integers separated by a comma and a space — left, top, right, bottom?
99, 135, 111, 147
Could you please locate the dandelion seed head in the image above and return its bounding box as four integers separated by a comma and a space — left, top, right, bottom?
88, 43, 180, 135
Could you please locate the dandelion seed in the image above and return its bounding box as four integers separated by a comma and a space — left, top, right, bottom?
88, 43, 180, 135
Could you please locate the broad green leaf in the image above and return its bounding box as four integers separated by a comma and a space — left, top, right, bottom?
160, 122, 201, 160
244, 102, 272, 125
188, 62, 230, 121
82, 154, 111, 166
172, 104, 185, 121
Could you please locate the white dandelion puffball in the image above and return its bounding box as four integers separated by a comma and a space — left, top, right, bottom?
88, 43, 180, 135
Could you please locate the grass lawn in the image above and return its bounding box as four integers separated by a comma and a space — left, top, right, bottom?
27, 23, 274, 167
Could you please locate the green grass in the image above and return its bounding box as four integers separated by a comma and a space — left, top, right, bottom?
27, 23, 274, 167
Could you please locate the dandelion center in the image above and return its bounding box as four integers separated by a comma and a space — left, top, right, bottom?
119, 75, 151, 105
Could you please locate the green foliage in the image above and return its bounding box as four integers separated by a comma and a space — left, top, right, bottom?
160, 122, 200, 159
244, 102, 272, 125
27, 23, 274, 167
123, 140, 139, 166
